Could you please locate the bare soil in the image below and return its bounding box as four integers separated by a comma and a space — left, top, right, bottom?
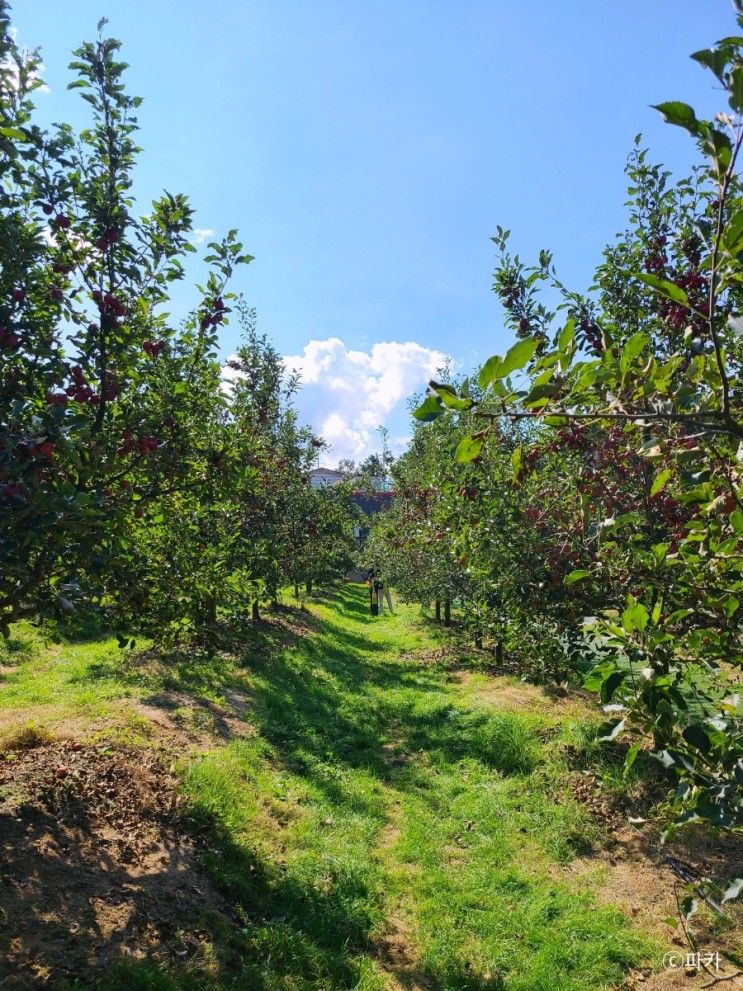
0, 739, 235, 989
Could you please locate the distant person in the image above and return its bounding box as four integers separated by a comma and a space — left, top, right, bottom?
367, 570, 379, 616
375, 577, 394, 615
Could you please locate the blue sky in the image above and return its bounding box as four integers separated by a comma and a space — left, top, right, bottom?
14, 2, 733, 463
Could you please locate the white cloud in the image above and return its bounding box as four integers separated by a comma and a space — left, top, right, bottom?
282, 337, 448, 464
2, 30, 49, 94
192, 228, 215, 245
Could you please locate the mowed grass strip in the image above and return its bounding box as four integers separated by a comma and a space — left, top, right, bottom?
177, 585, 654, 991
2, 585, 656, 990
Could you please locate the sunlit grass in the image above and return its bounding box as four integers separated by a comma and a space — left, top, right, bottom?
0, 626, 141, 714
176, 586, 654, 990
3, 585, 657, 990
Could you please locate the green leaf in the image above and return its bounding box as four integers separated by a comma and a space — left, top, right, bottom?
624, 741, 642, 775
682, 724, 711, 753
478, 354, 504, 390
635, 273, 690, 307
429, 380, 457, 396
666, 608, 694, 624
622, 602, 649, 633
722, 209, 743, 257
651, 596, 663, 624
565, 569, 590, 585
440, 393, 473, 411
0, 126, 29, 141
679, 894, 699, 919
653, 101, 700, 134
620, 331, 650, 377
533, 352, 560, 373
690, 47, 729, 83
455, 435, 484, 463
724, 596, 739, 618
583, 671, 606, 693
695, 803, 732, 827
523, 383, 559, 408
558, 317, 575, 352
511, 445, 523, 482
429, 382, 474, 411
413, 396, 444, 422
501, 337, 540, 376
650, 468, 672, 497
730, 65, 743, 114
704, 127, 733, 173
601, 670, 627, 704
478, 337, 540, 388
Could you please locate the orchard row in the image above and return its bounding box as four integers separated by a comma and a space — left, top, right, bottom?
367, 21, 743, 845
0, 9, 356, 647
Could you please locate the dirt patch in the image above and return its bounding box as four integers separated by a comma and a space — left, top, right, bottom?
131, 685, 255, 749
555, 802, 743, 991
564, 834, 743, 990
558, 835, 678, 934
0, 687, 256, 759
619, 967, 718, 989
371, 800, 429, 990
264, 604, 323, 637
398, 646, 459, 664
0, 705, 138, 750
570, 769, 630, 829
374, 914, 432, 991
455, 670, 595, 722
0, 740, 235, 988
373, 897, 434, 991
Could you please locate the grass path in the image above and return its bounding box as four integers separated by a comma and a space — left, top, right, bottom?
175, 586, 653, 991
1, 585, 659, 990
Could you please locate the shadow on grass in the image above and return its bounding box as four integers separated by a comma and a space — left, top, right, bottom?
3, 584, 646, 990
240, 589, 540, 812
0, 634, 35, 668
57, 585, 541, 799
0, 769, 390, 991
93, 810, 507, 991
322, 582, 379, 623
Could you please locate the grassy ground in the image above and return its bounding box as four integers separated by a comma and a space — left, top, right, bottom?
0, 586, 666, 990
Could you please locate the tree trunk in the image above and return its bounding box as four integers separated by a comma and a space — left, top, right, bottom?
435, 599, 441, 622
474, 635, 483, 649
495, 640, 504, 666
204, 596, 217, 625
294, 582, 300, 599
306, 580, 313, 595
444, 599, 451, 627
252, 600, 260, 622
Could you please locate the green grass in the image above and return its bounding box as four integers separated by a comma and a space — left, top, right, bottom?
2, 585, 657, 990
0, 619, 247, 741
0, 628, 141, 712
